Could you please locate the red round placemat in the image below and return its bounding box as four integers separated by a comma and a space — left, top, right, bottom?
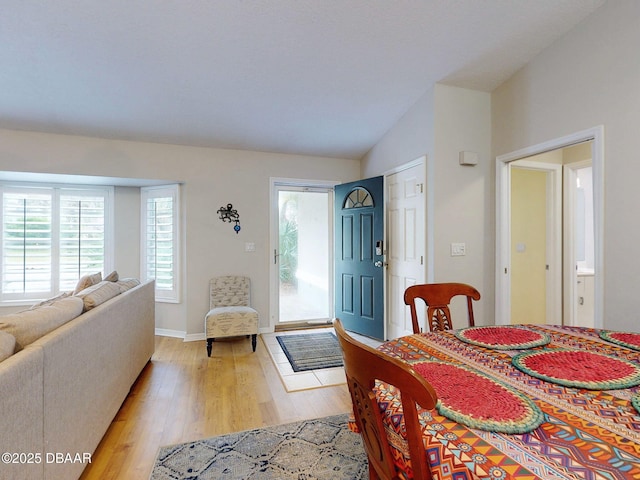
600, 330, 640, 351
455, 325, 550, 350
512, 349, 640, 390
413, 361, 544, 434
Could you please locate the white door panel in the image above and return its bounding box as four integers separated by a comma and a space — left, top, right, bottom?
386, 161, 425, 339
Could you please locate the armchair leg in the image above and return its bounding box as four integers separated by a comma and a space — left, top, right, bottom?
251, 334, 257, 352
206, 338, 214, 357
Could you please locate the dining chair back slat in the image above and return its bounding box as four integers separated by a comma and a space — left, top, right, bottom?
404, 282, 480, 333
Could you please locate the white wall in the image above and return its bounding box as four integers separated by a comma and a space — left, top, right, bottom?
113, 186, 141, 280
362, 84, 492, 327
0, 128, 360, 336
432, 85, 492, 318
492, 0, 640, 332
362, 85, 435, 176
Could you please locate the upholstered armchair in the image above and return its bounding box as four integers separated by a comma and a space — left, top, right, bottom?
205, 276, 258, 356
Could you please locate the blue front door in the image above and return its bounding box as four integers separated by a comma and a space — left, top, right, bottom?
334, 176, 384, 340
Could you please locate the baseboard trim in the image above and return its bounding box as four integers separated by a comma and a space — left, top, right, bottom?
156, 329, 272, 341
155, 328, 186, 339
184, 332, 205, 342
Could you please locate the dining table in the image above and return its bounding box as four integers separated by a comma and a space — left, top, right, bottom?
374, 324, 640, 480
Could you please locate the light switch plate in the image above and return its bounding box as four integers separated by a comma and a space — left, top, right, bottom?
245, 242, 255, 252
451, 242, 466, 256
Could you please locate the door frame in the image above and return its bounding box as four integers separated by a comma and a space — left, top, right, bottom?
496, 126, 604, 328
269, 177, 339, 331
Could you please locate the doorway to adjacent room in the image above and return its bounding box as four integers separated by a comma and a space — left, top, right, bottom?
496, 126, 603, 328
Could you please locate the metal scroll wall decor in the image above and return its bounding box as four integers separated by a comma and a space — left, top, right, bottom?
217, 203, 241, 233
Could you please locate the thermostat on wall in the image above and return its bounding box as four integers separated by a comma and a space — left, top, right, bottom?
459, 151, 479, 166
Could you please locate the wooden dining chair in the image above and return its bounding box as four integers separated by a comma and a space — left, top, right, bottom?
404, 282, 481, 333
334, 319, 437, 480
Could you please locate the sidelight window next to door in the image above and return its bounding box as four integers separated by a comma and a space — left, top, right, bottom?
276, 187, 332, 323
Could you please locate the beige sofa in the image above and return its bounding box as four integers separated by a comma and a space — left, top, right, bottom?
0, 279, 155, 480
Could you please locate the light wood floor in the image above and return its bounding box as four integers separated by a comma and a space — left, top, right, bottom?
79, 334, 353, 480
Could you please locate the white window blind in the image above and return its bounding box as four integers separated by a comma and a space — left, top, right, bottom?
59, 193, 107, 291
2, 190, 52, 296
0, 185, 113, 302
141, 185, 179, 303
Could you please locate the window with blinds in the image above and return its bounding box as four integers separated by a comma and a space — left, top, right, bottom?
59, 193, 107, 291
0, 185, 113, 302
141, 185, 179, 303
2, 190, 52, 296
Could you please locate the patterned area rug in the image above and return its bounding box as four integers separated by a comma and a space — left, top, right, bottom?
149, 413, 367, 480
277, 332, 344, 372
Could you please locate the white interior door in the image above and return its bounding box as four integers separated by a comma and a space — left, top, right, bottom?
386, 160, 426, 340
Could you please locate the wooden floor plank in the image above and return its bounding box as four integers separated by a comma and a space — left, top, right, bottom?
79, 334, 352, 480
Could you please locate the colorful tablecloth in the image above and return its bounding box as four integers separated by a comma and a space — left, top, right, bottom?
376, 325, 640, 480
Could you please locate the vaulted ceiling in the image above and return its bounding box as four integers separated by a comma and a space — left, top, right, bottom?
1, 1, 605, 159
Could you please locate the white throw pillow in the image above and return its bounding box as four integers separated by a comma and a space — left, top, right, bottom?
0, 331, 16, 361
75, 280, 121, 311
0, 296, 84, 351
104, 270, 119, 282
73, 272, 102, 294
116, 278, 141, 293
29, 291, 72, 309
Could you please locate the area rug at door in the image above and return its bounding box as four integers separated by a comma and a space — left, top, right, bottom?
149, 413, 367, 480
277, 331, 344, 372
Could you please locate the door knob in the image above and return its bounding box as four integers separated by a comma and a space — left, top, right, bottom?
374, 261, 384, 267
